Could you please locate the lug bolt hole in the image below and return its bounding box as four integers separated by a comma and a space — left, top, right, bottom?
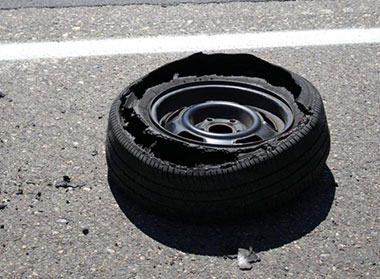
206, 118, 214, 122
230, 119, 237, 123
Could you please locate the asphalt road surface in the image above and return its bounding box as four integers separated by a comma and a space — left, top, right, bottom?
0, 0, 379, 278
0, 0, 288, 9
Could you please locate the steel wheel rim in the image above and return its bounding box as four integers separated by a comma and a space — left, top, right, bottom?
149, 81, 294, 146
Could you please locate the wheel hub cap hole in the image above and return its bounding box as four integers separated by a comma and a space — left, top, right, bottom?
208, 124, 234, 134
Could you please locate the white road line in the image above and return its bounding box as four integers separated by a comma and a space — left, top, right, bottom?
0, 28, 379, 61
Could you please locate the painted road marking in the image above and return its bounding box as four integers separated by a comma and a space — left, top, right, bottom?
0, 28, 379, 60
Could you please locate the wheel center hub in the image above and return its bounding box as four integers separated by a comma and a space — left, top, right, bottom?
182, 101, 262, 142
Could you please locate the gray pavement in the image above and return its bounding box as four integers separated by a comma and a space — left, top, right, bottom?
0, 0, 379, 278
0, 0, 378, 43
1, 0, 290, 10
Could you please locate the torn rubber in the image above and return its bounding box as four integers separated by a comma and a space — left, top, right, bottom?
127, 52, 301, 100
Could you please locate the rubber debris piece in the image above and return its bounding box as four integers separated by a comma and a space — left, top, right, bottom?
237, 247, 261, 270
55, 176, 86, 189
0, 91, 5, 98
0, 201, 7, 209
15, 189, 23, 195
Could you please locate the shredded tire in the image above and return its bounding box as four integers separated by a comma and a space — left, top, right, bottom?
106, 53, 330, 221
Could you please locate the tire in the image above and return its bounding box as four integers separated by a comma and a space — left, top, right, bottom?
106, 53, 330, 221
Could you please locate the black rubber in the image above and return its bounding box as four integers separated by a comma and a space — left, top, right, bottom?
106, 53, 330, 221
